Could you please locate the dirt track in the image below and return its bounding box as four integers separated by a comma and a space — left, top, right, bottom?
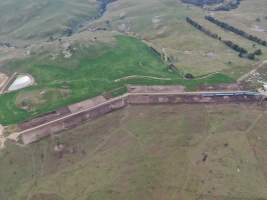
114, 72, 220, 83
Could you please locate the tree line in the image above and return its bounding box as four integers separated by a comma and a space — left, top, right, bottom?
186, 17, 221, 40
181, 0, 241, 11
211, 0, 241, 11
186, 17, 261, 60
149, 46, 179, 73
205, 16, 267, 47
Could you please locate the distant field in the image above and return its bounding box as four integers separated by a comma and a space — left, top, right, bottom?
0, 0, 98, 43
0, 0, 266, 90
87, 0, 267, 76
0, 35, 233, 125
2, 0, 267, 76
1, 1, 267, 200
1, 104, 267, 200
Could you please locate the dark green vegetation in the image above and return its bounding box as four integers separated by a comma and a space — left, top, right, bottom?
1, 104, 267, 200
0, 36, 233, 125
186, 17, 261, 60
181, 0, 223, 6
181, 0, 241, 11
205, 16, 267, 47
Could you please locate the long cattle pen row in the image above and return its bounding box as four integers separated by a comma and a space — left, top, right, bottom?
9, 87, 266, 145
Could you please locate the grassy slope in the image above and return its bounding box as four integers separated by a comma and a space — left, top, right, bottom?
0, 35, 233, 125
0, 0, 98, 42
88, 0, 267, 76
1, 0, 267, 76
1, 104, 267, 200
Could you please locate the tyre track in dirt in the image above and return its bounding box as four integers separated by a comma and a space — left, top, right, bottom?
113, 72, 220, 83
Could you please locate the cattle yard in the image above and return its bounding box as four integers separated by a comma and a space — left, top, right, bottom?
4, 85, 266, 146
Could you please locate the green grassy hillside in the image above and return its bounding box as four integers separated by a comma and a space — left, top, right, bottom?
87, 0, 267, 76
1, 0, 267, 77
0, 35, 233, 125
0, 0, 98, 42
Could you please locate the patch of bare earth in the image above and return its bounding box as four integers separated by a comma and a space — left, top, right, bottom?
0, 124, 6, 149
127, 85, 185, 93
0, 73, 8, 90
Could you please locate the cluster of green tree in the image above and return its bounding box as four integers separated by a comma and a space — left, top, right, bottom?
223, 40, 247, 54
181, 0, 223, 7
211, 0, 241, 11
150, 47, 178, 73
181, 0, 241, 11
0, 42, 13, 48
98, 0, 118, 16
168, 64, 178, 72
205, 16, 267, 47
186, 17, 261, 60
223, 40, 261, 60
186, 17, 221, 40
150, 47, 162, 57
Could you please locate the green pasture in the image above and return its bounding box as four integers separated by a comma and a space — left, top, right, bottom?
0, 36, 233, 125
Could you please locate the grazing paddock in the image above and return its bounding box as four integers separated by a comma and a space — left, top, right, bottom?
1, 104, 267, 200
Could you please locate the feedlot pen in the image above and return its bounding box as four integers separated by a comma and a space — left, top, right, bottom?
12, 90, 267, 145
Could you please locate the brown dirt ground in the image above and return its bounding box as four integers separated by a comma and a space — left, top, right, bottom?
0, 72, 8, 89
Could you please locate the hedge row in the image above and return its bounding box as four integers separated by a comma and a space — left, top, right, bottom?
205, 16, 267, 47
186, 17, 261, 60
